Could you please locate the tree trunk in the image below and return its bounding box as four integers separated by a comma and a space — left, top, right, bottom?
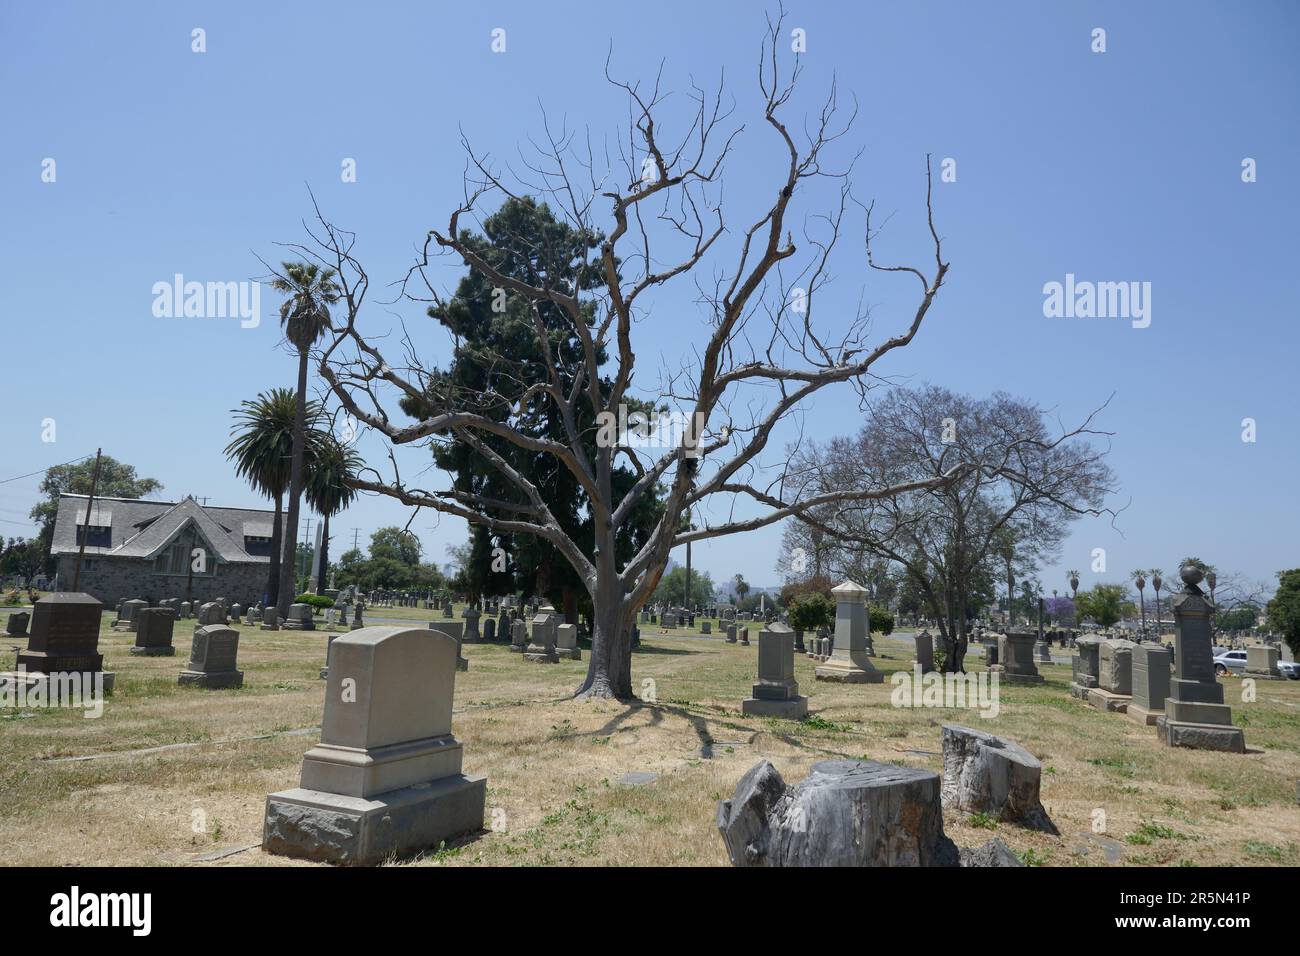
278, 350, 310, 617
573, 550, 636, 700
316, 509, 329, 595
266, 491, 283, 606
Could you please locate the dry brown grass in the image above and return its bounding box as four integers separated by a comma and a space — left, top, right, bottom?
2, 611, 1298, 868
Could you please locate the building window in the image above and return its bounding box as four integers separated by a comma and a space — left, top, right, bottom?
154, 540, 214, 576
76, 526, 112, 548
243, 535, 272, 558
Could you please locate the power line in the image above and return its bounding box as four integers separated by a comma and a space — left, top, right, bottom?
0, 452, 96, 486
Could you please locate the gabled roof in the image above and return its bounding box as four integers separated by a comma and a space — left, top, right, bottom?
51, 493, 275, 564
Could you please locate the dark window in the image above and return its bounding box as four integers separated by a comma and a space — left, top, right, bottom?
76, 526, 112, 548
244, 536, 272, 557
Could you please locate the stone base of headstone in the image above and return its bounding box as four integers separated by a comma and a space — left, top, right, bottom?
129, 645, 176, 656
1000, 671, 1045, 685
524, 646, 559, 663
178, 668, 243, 689
1087, 688, 1130, 713
0, 669, 115, 695
263, 774, 487, 866
555, 647, 581, 660
741, 694, 808, 719
814, 658, 882, 683
1156, 715, 1246, 753
1125, 702, 1163, 726
110, 621, 137, 633
1069, 680, 1095, 700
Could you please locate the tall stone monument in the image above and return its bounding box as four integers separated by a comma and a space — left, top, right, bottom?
1157, 565, 1245, 753
742, 623, 808, 718
815, 580, 882, 683
263, 625, 487, 864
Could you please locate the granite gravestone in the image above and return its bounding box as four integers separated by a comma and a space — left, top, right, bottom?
8, 592, 114, 693
130, 607, 177, 656
555, 623, 581, 660
1088, 638, 1135, 712
178, 624, 243, 688
263, 625, 487, 864
5, 611, 29, 636
525, 606, 559, 663
429, 622, 468, 671
285, 604, 315, 631
112, 598, 148, 632
1243, 645, 1284, 681
998, 631, 1044, 685
742, 623, 808, 718
1070, 634, 1102, 699
1127, 643, 1171, 726
915, 630, 935, 673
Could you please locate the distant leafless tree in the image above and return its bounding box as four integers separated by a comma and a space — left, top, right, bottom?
779, 386, 1118, 671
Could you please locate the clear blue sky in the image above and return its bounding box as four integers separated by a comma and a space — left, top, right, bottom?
2, 1, 1297, 598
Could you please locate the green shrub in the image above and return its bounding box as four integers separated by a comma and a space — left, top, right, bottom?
869, 606, 894, 635
789, 593, 834, 634
294, 593, 336, 612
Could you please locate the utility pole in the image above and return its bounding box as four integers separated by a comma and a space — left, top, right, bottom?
351, 528, 361, 552
71, 448, 103, 592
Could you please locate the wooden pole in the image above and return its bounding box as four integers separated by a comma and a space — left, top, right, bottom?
71, 448, 102, 592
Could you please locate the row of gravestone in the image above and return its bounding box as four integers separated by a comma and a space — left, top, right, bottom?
1066, 565, 1255, 753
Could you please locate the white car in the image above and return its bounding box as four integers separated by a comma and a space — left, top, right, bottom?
1213, 649, 1247, 675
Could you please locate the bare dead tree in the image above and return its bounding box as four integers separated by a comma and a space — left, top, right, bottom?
300, 13, 963, 699
779, 386, 1119, 671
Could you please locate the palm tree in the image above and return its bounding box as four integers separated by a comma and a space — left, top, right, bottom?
272, 261, 340, 616
304, 431, 363, 595
224, 389, 321, 606
1131, 569, 1147, 639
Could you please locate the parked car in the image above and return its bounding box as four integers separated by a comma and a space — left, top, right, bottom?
1277, 658, 1300, 680
1213, 649, 1247, 675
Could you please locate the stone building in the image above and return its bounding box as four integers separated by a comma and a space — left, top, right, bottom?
51, 493, 275, 607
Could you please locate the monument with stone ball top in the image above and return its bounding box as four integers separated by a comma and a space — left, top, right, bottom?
1157, 564, 1245, 753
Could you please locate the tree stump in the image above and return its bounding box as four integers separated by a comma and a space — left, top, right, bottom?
716, 759, 960, 867
940, 724, 1058, 833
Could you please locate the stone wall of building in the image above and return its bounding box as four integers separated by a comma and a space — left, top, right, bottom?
56, 555, 268, 607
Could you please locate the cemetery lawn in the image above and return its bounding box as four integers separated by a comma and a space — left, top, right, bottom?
3, 614, 1299, 867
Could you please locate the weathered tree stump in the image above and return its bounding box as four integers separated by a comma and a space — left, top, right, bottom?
940, 724, 1058, 834
716, 759, 961, 867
